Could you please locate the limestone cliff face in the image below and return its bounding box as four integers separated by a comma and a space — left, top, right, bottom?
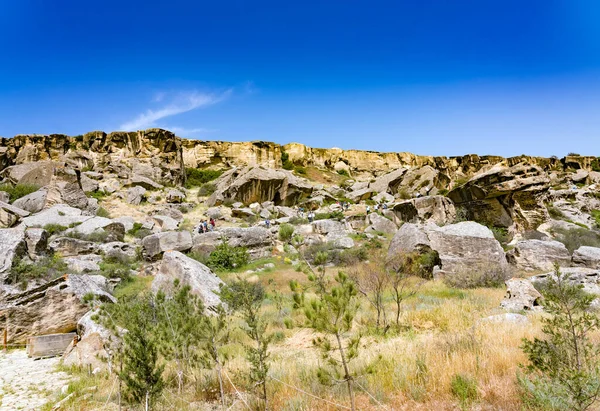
0, 128, 597, 182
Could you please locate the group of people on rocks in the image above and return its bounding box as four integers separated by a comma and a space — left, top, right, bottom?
196, 218, 216, 234
366, 202, 388, 214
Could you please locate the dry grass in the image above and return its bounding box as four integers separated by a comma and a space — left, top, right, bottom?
48, 268, 543, 410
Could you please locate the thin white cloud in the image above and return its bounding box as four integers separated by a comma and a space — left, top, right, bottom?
120, 89, 232, 131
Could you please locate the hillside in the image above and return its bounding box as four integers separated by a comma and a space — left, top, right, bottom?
0, 129, 599, 410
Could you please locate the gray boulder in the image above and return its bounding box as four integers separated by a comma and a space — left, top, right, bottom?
531, 267, 600, 296
125, 175, 163, 190
24, 228, 49, 258
312, 219, 346, 235
365, 213, 397, 235
392, 196, 456, 226
69, 217, 125, 242
192, 232, 223, 254
0, 228, 27, 282
13, 189, 48, 213
220, 226, 273, 259
112, 216, 135, 233
0, 201, 29, 228
506, 240, 571, 272
500, 278, 543, 311
0, 191, 9, 203
126, 186, 147, 205
573, 246, 600, 268
64, 255, 102, 273
152, 251, 224, 307
21, 204, 88, 228
142, 231, 193, 259
166, 189, 186, 203
98, 242, 138, 261
49, 237, 96, 257
152, 215, 180, 231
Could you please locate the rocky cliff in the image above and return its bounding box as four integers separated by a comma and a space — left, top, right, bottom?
1, 128, 598, 182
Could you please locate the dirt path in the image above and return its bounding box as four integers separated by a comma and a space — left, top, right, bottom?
0, 350, 70, 410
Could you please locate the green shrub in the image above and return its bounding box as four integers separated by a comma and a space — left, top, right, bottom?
592, 158, 600, 172
444, 265, 509, 289
127, 223, 153, 239
206, 242, 250, 271
0, 183, 40, 202
278, 223, 295, 241
489, 226, 510, 245
8, 255, 68, 287
89, 191, 108, 200
314, 210, 344, 221
336, 169, 349, 176
592, 210, 600, 229
450, 374, 478, 407
96, 207, 111, 218
553, 226, 600, 253
99, 257, 137, 281
184, 168, 223, 188
281, 151, 294, 170
288, 216, 309, 225
293, 166, 306, 175
43, 224, 68, 236
397, 189, 411, 200
546, 203, 565, 220
197, 182, 216, 197
387, 250, 441, 280
65, 230, 111, 243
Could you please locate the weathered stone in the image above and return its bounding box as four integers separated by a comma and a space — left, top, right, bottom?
152, 215, 180, 231
166, 188, 186, 203
27, 333, 77, 359
207, 166, 313, 206
531, 267, 600, 296
142, 231, 193, 259
392, 196, 456, 226
12, 189, 48, 213
152, 250, 224, 307
112, 216, 135, 232
0, 190, 9, 203
98, 242, 138, 261
500, 278, 543, 311
0, 274, 115, 343
0, 228, 27, 282
0, 201, 29, 228
365, 213, 397, 235
220, 226, 273, 258
479, 313, 529, 325
64, 255, 102, 273
125, 175, 164, 190
49, 237, 96, 256
191, 232, 223, 254
69, 217, 125, 242
21, 204, 88, 228
311, 219, 346, 235
506, 240, 571, 272
24, 228, 49, 258
126, 186, 146, 205
573, 246, 600, 268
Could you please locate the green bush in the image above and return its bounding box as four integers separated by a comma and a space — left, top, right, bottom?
184, 168, 223, 188
65, 230, 111, 243
96, 207, 111, 218
281, 151, 294, 170
0, 183, 40, 202
387, 250, 441, 280
592, 210, 600, 229
293, 166, 306, 175
206, 242, 250, 271
127, 223, 153, 239
99, 257, 137, 281
288, 216, 309, 225
546, 203, 565, 220
444, 265, 509, 289
43, 224, 68, 236
450, 374, 479, 407
314, 210, 344, 221
8, 255, 68, 287
197, 182, 216, 197
592, 158, 600, 172
489, 225, 510, 245
278, 223, 295, 241
553, 226, 600, 253
89, 191, 108, 200
336, 169, 349, 176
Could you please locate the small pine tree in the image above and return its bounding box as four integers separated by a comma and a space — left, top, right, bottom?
520, 264, 600, 411
221, 280, 273, 410
119, 296, 165, 410
303, 271, 376, 411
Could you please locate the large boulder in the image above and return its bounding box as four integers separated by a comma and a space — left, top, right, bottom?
97, 242, 138, 261
126, 186, 147, 205
12, 189, 48, 213
500, 278, 543, 311
219, 226, 273, 259
166, 188, 186, 203
392, 196, 456, 226
365, 213, 397, 235
448, 163, 550, 230
506, 240, 572, 272
0, 274, 115, 343
207, 166, 313, 206
24, 228, 49, 258
573, 246, 600, 268
0, 201, 29, 228
142, 231, 193, 259
191, 232, 223, 254
49, 237, 96, 256
388, 222, 509, 279
0, 228, 27, 282
21, 204, 89, 228
531, 267, 600, 296
68, 217, 125, 242
152, 251, 224, 307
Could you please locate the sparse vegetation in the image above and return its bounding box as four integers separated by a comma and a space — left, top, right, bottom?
184, 168, 223, 189
8, 255, 67, 287
0, 183, 40, 202
206, 241, 250, 271
552, 226, 600, 253
278, 223, 294, 241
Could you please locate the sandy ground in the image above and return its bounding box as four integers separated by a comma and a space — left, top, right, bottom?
0, 350, 70, 410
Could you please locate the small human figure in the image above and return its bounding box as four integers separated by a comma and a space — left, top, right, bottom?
308, 211, 315, 223
366, 205, 371, 214
210, 218, 216, 230
382, 203, 388, 210
265, 218, 271, 228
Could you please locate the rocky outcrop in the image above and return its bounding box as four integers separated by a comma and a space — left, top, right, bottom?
0, 274, 115, 343
392, 196, 456, 226
0, 228, 26, 282
220, 226, 273, 258
506, 240, 572, 272
531, 267, 600, 296
142, 231, 193, 259
448, 163, 550, 230
207, 166, 313, 206
388, 222, 508, 279
573, 246, 600, 268
151, 251, 224, 307
0, 201, 29, 228
500, 278, 543, 311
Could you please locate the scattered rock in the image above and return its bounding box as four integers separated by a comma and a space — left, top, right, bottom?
506, 240, 571, 272
126, 186, 147, 205
573, 246, 600, 268
142, 230, 193, 259
500, 278, 543, 311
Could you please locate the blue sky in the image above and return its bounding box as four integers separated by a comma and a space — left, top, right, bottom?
1, 0, 599, 157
